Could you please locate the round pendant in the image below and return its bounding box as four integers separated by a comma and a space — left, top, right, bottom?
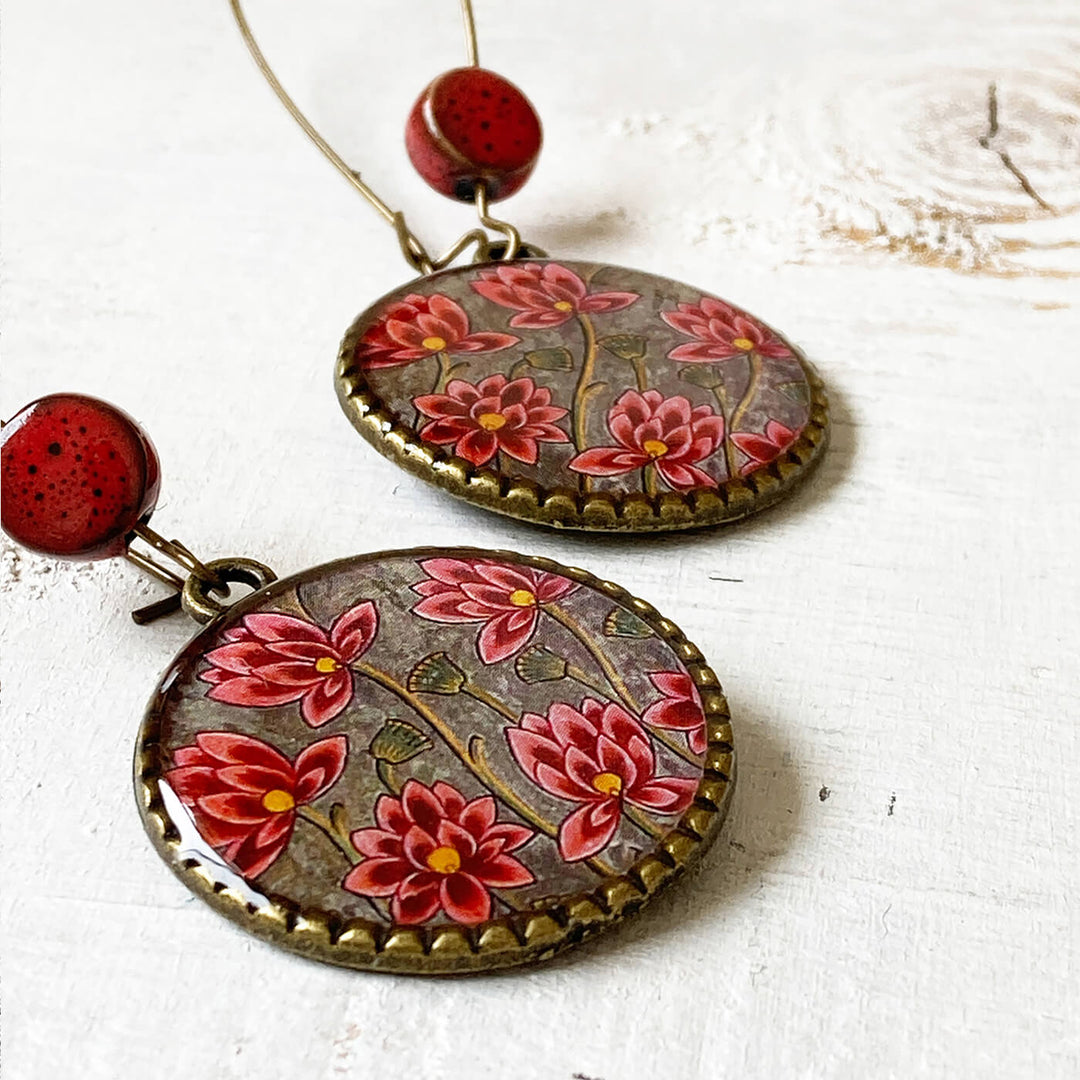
336, 260, 828, 532
137, 547, 734, 974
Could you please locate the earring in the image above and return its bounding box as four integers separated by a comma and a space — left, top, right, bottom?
228, 0, 830, 533
2, 392, 734, 973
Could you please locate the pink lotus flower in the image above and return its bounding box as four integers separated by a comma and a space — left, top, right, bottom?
354, 292, 519, 368
411, 557, 578, 664
343, 779, 535, 924
414, 374, 569, 467
199, 602, 378, 727
165, 731, 348, 879
471, 262, 639, 329
731, 419, 800, 475
642, 672, 707, 755
661, 296, 793, 363
506, 698, 697, 861
568, 389, 725, 491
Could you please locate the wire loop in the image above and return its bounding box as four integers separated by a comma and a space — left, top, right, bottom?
228, 0, 535, 275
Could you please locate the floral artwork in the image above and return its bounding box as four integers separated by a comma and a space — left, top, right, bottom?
660, 296, 794, 362
470, 262, 640, 328
200, 603, 378, 727
165, 731, 348, 878
410, 556, 579, 663
153, 551, 710, 928
350, 260, 813, 494
568, 389, 726, 494
731, 419, 800, 477
353, 293, 519, 368
413, 373, 569, 467
342, 779, 535, 924
505, 699, 697, 861
641, 672, 709, 755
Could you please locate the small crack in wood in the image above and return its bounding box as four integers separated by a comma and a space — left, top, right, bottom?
978, 82, 1053, 212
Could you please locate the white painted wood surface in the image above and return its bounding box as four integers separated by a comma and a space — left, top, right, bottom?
2, 1, 1077, 1076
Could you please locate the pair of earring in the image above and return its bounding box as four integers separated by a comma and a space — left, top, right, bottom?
0, 2, 831, 974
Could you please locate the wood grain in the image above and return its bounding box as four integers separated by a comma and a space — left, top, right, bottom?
1, 1, 1077, 1077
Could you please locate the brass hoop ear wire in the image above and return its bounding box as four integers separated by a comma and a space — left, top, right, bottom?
227, 0, 532, 274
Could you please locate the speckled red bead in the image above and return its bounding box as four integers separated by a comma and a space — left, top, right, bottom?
405, 67, 542, 202
1, 393, 160, 559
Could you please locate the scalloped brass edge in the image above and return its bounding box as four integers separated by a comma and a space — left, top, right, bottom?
134, 546, 736, 974
334, 270, 830, 533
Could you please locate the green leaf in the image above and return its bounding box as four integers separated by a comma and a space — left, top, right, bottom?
599, 333, 648, 361
777, 380, 811, 404
515, 645, 569, 683
368, 719, 433, 764
407, 652, 466, 695
603, 607, 654, 638
679, 364, 725, 390
523, 347, 574, 371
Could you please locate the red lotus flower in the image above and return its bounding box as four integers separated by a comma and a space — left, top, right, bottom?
411, 557, 578, 664
354, 292, 519, 368
661, 296, 793, 363
506, 698, 697, 861
641, 672, 707, 755
731, 419, 800, 475
568, 389, 725, 491
164, 731, 347, 879
470, 262, 639, 329
200, 602, 378, 727
414, 373, 569, 467
343, 779, 535, 924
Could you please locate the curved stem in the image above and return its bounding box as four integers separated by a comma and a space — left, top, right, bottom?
729, 351, 762, 447
566, 663, 700, 767
375, 760, 401, 795
711, 379, 737, 482
642, 724, 702, 768
544, 604, 639, 713
353, 662, 618, 877
296, 806, 358, 865
434, 351, 454, 394
624, 805, 669, 842
355, 661, 476, 770
630, 356, 649, 393
463, 681, 519, 722
469, 735, 616, 877
571, 313, 600, 492
565, 661, 611, 699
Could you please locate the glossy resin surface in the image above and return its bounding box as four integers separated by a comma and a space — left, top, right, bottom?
337, 260, 828, 532
137, 548, 734, 973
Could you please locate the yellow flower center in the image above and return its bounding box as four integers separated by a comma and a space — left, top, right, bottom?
314, 656, 340, 674
592, 772, 623, 797
477, 412, 507, 431
642, 439, 668, 458
553, 300, 574, 311
509, 588, 537, 607
426, 846, 462, 875
422, 335, 447, 351
732, 337, 755, 351
262, 789, 296, 813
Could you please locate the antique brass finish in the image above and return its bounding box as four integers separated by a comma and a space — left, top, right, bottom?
136, 548, 735, 974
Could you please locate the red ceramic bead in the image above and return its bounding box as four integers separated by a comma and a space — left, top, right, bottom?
405, 67, 542, 202
1, 393, 160, 559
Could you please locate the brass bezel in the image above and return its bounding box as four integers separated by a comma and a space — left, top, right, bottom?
335, 267, 830, 533
135, 546, 736, 975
